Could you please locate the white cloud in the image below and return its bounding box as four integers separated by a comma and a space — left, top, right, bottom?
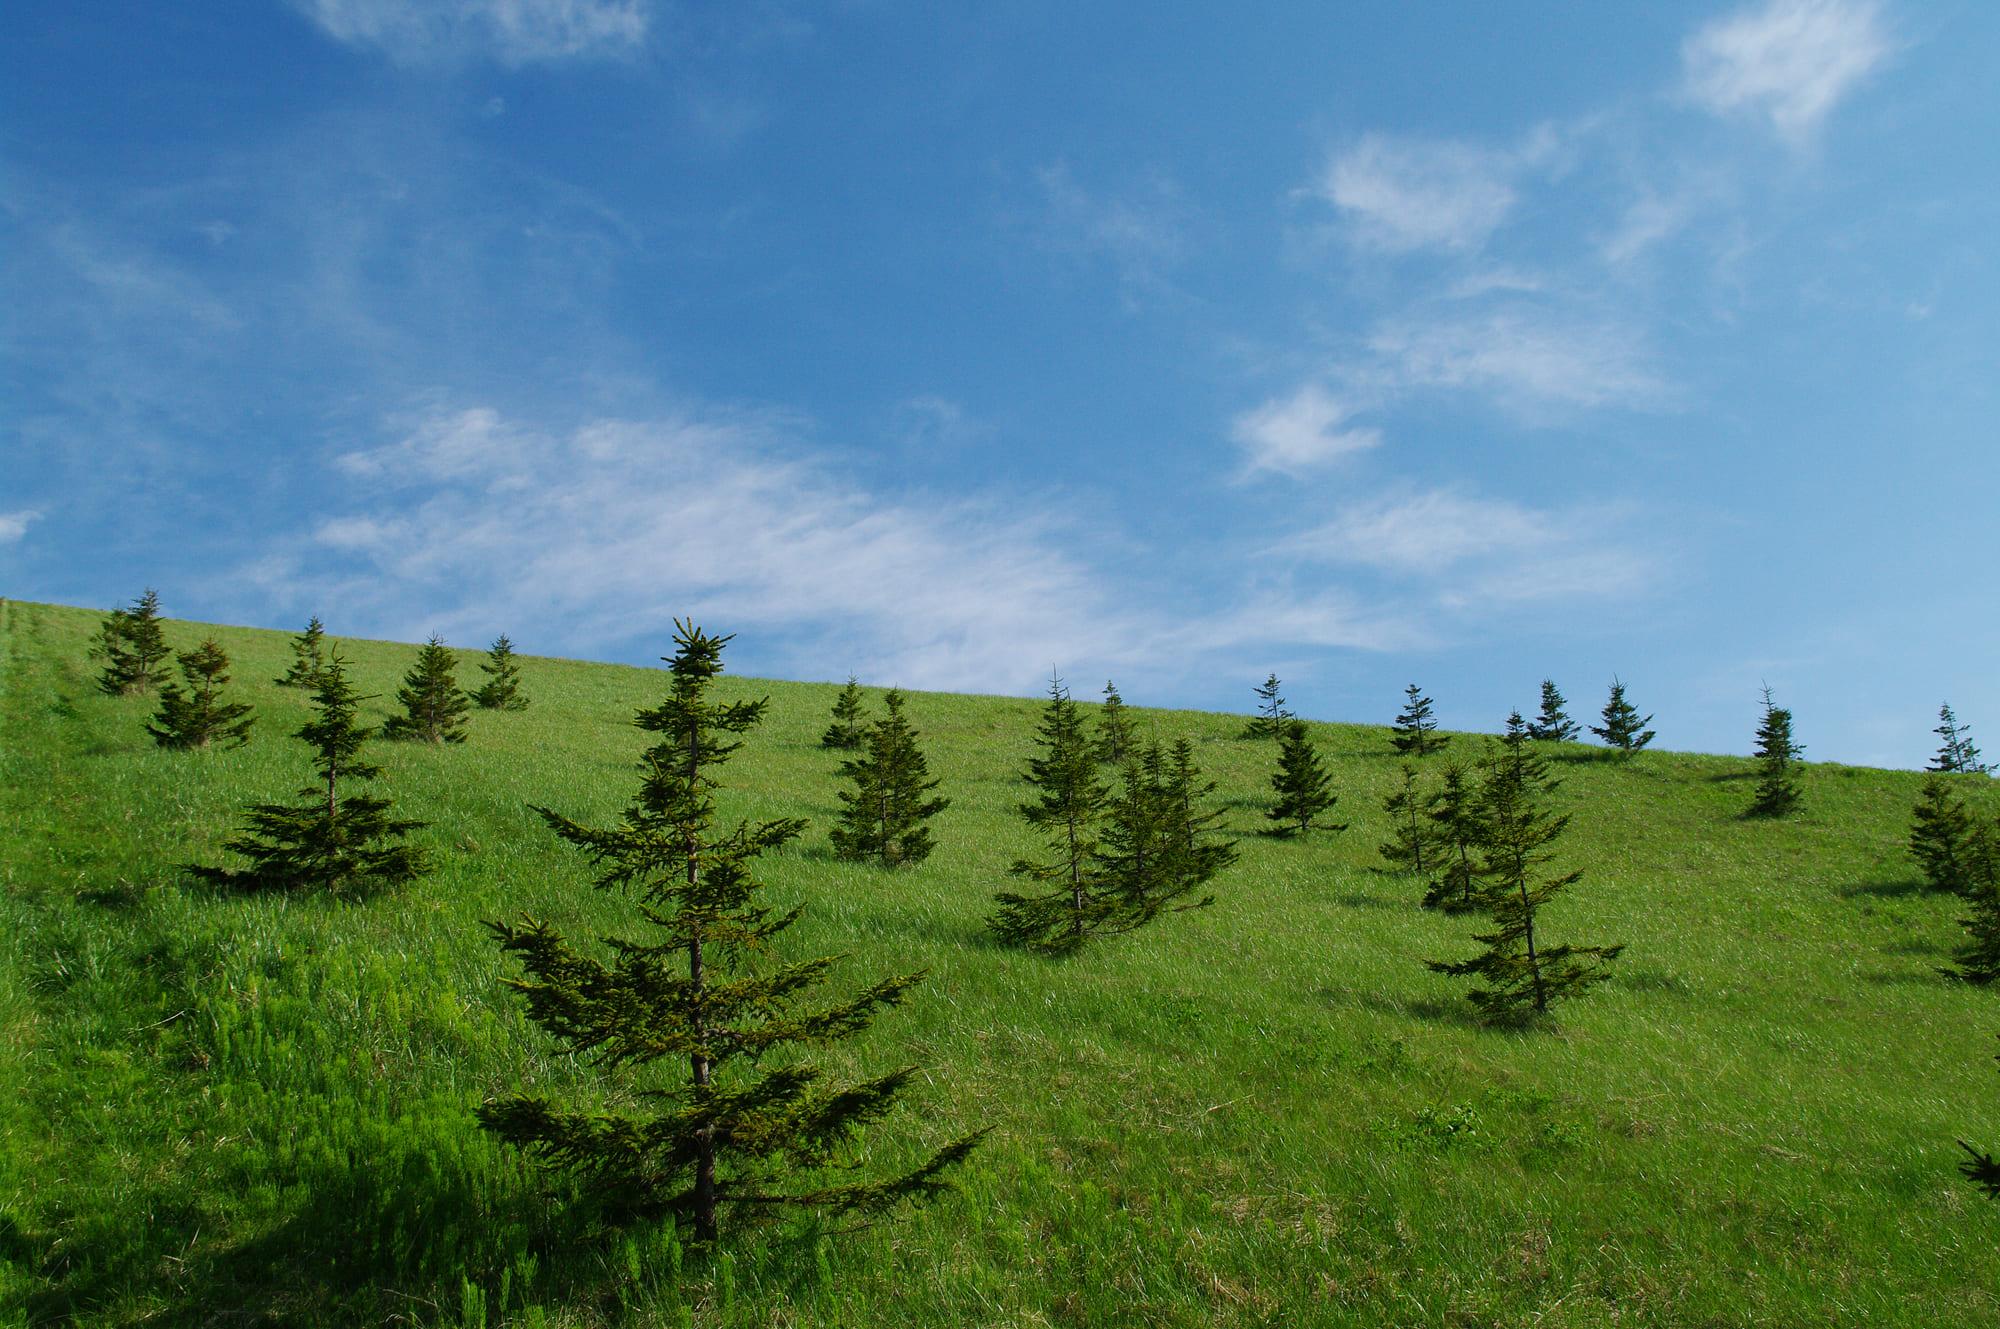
288, 0, 648, 66
276, 406, 1148, 695
1032, 163, 1191, 300
1682, 0, 1890, 143
1366, 309, 1663, 413
1230, 384, 1380, 477
1272, 490, 1652, 606
1318, 135, 1521, 254
0, 510, 43, 544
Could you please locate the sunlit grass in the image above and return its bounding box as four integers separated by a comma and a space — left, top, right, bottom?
3, 597, 1998, 1326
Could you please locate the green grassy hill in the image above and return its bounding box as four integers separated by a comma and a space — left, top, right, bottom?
4, 597, 1998, 1327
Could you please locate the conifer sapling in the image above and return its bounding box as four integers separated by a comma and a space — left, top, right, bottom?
479, 623, 983, 1242
1267, 719, 1343, 838
1747, 686, 1804, 818
147, 637, 256, 750
472, 634, 530, 711
821, 676, 869, 749
1391, 684, 1449, 758
1525, 679, 1579, 743
89, 589, 172, 697
188, 654, 431, 893
1242, 673, 1292, 739
829, 688, 950, 867
276, 616, 330, 688
1378, 763, 1440, 876
1421, 757, 1483, 913
987, 676, 1113, 952
382, 635, 471, 744
1094, 680, 1136, 766
1094, 739, 1237, 932
1930, 703, 1989, 776
1590, 678, 1655, 754
1910, 775, 1981, 896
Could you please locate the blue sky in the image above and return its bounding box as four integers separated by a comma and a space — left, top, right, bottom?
5, 0, 1996, 768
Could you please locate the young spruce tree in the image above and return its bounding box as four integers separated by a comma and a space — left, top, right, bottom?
89, 589, 172, 697
147, 638, 256, 750
988, 676, 1114, 952
1426, 712, 1622, 1024
480, 623, 983, 1243
382, 635, 471, 744
1943, 819, 2000, 984
1094, 739, 1237, 933
1391, 684, 1449, 758
1242, 673, 1292, 739
1094, 680, 1136, 766
471, 634, 530, 711
1930, 703, 1989, 775
821, 676, 869, 750
275, 616, 330, 688
830, 688, 950, 867
188, 654, 430, 893
1747, 686, 1804, 818
1421, 756, 1484, 912
1267, 719, 1343, 838
1378, 763, 1440, 876
1590, 677, 1655, 755
1525, 679, 1579, 743
1909, 775, 1982, 896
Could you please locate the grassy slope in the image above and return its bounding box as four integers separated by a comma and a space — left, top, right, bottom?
2, 597, 1998, 1327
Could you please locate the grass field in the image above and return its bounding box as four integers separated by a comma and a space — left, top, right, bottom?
3, 596, 1998, 1327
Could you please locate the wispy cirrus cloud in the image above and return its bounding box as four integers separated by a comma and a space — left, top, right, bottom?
1365, 307, 1665, 415
1316, 133, 1537, 255
1030, 162, 1192, 301
287, 0, 650, 66
1230, 383, 1380, 477
1681, 0, 1891, 144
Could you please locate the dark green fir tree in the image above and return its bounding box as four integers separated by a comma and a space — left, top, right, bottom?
1267, 719, 1343, 838
1910, 774, 1982, 896
1242, 673, 1292, 739
1747, 686, 1804, 818
1093, 739, 1237, 933
987, 676, 1114, 952
89, 588, 172, 697
471, 634, 530, 711
147, 638, 256, 750
1525, 679, 1579, 743
1945, 823, 2000, 984
1094, 680, 1137, 766
1391, 684, 1449, 758
821, 676, 869, 750
188, 654, 431, 894
1378, 763, 1440, 876
480, 623, 983, 1242
382, 635, 471, 744
275, 616, 330, 688
1421, 756, 1484, 913
830, 688, 950, 867
1426, 712, 1622, 1024
1930, 703, 1989, 775
1590, 677, 1655, 754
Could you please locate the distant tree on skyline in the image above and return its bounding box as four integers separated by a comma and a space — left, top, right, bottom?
90, 589, 171, 697
822, 675, 869, 749
1525, 679, 1579, 743
1931, 703, 1989, 775
1910, 775, 1982, 897
1242, 673, 1292, 739
275, 616, 329, 688
1590, 678, 1656, 755
471, 634, 530, 711
1391, 684, 1449, 758
1747, 687, 1804, 818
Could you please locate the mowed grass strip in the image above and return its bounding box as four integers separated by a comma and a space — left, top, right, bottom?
2, 597, 1998, 1327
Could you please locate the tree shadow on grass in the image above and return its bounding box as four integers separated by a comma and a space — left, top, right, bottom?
1318, 985, 1477, 1028
1333, 893, 1407, 910
1838, 877, 1950, 899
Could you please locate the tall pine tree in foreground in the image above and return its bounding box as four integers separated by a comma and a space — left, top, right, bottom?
382, 635, 471, 744
1746, 686, 1804, 818
1931, 703, 1989, 775
1242, 673, 1291, 739
147, 638, 256, 750
830, 688, 949, 867
275, 616, 329, 688
1525, 679, 1579, 743
89, 589, 172, 697
188, 654, 430, 894
1590, 677, 1655, 755
1391, 684, 1449, 758
821, 676, 868, 749
988, 677, 1114, 952
1426, 713, 1622, 1024
471, 634, 530, 711
1094, 681, 1136, 766
1421, 757, 1484, 912
1267, 719, 1343, 838
480, 623, 983, 1243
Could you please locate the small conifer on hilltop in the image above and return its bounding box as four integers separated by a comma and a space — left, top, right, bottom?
189, 654, 430, 894
1931, 703, 1989, 775
821, 675, 869, 749
830, 688, 950, 867
275, 616, 330, 688
1525, 679, 1579, 743
382, 635, 470, 744
471, 633, 530, 711
89, 588, 172, 697
1267, 719, 1343, 838
1391, 684, 1449, 758
147, 638, 256, 750
1094, 680, 1136, 766
1909, 775, 1982, 896
988, 676, 1114, 952
1242, 673, 1292, 739
1746, 687, 1804, 818
479, 623, 984, 1241
1590, 678, 1655, 755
